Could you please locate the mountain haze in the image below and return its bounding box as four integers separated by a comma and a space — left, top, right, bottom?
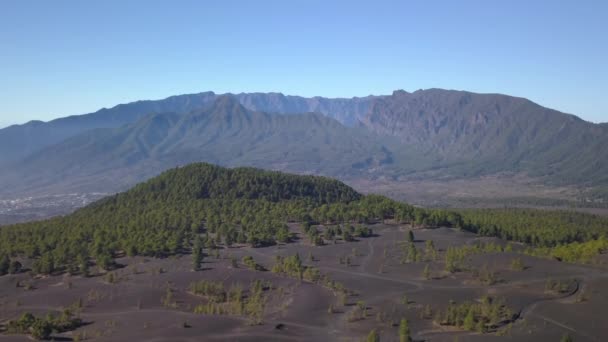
0, 92, 379, 165
1, 88, 607, 203
1, 96, 408, 196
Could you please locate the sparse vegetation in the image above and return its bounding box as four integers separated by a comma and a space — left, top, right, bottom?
190, 280, 228, 303
242, 256, 264, 271
471, 264, 500, 285
545, 279, 577, 294
347, 302, 367, 322
434, 296, 515, 333
407, 242, 419, 263
354, 225, 374, 238
366, 328, 380, 342
191, 279, 269, 325
401, 294, 410, 306
510, 257, 525, 271
0, 164, 607, 341
104, 271, 117, 284
5, 310, 83, 340
161, 284, 177, 308
561, 332, 574, 342
424, 240, 437, 261
445, 242, 506, 273
423, 264, 431, 280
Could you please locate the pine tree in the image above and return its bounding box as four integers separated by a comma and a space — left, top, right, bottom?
423, 264, 431, 280
366, 328, 380, 342
463, 308, 476, 331
78, 255, 89, 277
425, 240, 437, 261
192, 236, 204, 271
33, 253, 55, 275
399, 318, 412, 342
30, 319, 52, 340
0, 254, 10, 275
407, 242, 418, 263
96, 252, 113, 272
445, 247, 459, 273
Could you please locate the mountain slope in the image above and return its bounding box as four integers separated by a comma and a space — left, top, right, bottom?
0, 92, 218, 164
2, 88, 607, 201
1, 96, 412, 196
0, 162, 376, 264
360, 89, 608, 184
0, 92, 379, 165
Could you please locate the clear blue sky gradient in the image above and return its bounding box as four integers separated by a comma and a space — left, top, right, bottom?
1, 0, 607, 128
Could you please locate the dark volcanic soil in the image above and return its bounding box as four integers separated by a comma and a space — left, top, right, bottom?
1, 224, 606, 341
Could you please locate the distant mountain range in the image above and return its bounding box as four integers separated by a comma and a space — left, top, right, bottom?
1, 88, 607, 201
2, 96, 411, 196
0, 92, 378, 165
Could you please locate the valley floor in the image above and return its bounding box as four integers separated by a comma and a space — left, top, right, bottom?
351, 174, 607, 213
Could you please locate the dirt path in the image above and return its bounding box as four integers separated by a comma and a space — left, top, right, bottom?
233, 243, 608, 341
143, 335, 294, 342
412, 279, 588, 340
531, 313, 581, 335
320, 265, 423, 289
511, 277, 600, 342
243, 245, 597, 292
13, 304, 337, 337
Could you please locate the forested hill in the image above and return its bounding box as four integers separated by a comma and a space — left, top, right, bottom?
95, 163, 362, 208
2, 162, 608, 276
0, 163, 391, 275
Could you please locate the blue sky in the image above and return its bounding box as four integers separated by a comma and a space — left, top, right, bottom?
1, 0, 607, 128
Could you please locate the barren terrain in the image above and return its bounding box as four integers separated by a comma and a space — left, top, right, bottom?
1, 224, 605, 341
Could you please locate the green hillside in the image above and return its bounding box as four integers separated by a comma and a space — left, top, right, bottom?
2, 163, 608, 277
0, 163, 412, 275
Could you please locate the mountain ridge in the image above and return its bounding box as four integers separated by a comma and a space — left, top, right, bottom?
1, 96, 412, 197
0, 91, 382, 165
360, 89, 607, 185
2, 89, 607, 202
3, 88, 601, 166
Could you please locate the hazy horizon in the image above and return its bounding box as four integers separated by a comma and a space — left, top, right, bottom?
1, 86, 607, 130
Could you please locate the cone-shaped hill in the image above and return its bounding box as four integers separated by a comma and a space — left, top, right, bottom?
97, 162, 362, 206
0, 163, 413, 273
2, 162, 608, 279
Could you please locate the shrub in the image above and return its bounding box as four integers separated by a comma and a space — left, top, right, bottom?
242, 256, 263, 271
510, 257, 525, 271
